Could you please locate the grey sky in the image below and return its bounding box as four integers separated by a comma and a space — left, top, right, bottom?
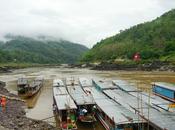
0, 0, 175, 47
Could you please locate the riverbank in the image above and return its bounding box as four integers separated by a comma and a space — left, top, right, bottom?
0, 63, 61, 73
0, 81, 56, 130
89, 61, 175, 71
1, 61, 175, 73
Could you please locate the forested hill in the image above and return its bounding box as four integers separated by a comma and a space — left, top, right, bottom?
82, 9, 175, 62
0, 36, 88, 64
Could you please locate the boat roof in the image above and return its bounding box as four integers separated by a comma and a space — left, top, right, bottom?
96, 98, 143, 125
67, 85, 95, 105
53, 79, 65, 87
103, 89, 148, 111
93, 79, 117, 90
35, 76, 44, 81
54, 95, 77, 110
90, 86, 143, 125
79, 78, 92, 87
112, 80, 138, 92
66, 77, 79, 86
152, 82, 175, 91
103, 89, 175, 130
81, 86, 109, 100
30, 79, 43, 88
18, 77, 28, 85
53, 87, 68, 96
130, 92, 170, 105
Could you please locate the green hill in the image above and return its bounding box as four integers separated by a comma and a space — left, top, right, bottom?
82, 9, 175, 63
0, 36, 88, 64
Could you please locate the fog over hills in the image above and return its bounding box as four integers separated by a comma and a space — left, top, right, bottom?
0, 34, 88, 64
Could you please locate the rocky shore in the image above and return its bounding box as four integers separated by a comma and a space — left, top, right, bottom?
0, 67, 12, 73
0, 81, 57, 130
90, 61, 175, 72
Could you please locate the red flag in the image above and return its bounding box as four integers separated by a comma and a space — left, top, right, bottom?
133, 52, 140, 61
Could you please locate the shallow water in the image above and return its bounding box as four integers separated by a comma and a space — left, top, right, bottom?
0, 67, 175, 130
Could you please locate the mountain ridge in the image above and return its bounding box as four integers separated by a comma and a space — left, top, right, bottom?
82, 9, 175, 63
0, 35, 88, 64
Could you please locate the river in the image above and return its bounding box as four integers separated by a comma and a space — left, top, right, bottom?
0, 67, 175, 130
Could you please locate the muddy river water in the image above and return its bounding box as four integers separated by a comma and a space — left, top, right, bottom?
0, 67, 175, 130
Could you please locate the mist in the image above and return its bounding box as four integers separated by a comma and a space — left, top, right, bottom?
0, 0, 175, 47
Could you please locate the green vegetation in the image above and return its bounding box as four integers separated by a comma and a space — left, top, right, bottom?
0, 36, 88, 64
82, 9, 175, 63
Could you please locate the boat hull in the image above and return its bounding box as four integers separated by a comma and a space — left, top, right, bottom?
96, 114, 110, 130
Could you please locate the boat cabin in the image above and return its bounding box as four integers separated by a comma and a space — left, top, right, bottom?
53, 94, 77, 130
152, 82, 175, 102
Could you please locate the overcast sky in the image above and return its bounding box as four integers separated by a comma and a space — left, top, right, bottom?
0, 0, 175, 47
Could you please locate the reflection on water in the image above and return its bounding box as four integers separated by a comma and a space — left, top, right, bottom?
0, 67, 175, 130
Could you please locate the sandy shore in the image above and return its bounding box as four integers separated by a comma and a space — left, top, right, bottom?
0, 81, 57, 130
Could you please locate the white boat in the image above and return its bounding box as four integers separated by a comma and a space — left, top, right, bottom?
67, 78, 96, 123
53, 79, 77, 130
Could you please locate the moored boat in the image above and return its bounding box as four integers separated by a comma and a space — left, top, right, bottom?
18, 76, 44, 98
53, 79, 77, 130
67, 78, 96, 123
91, 80, 145, 130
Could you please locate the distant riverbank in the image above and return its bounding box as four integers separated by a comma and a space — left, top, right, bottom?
1, 61, 175, 73
76, 61, 175, 72
0, 81, 56, 130
0, 63, 62, 73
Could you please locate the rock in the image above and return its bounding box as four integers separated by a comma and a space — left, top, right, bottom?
16, 115, 20, 119
18, 122, 24, 127
33, 124, 37, 128
14, 126, 18, 130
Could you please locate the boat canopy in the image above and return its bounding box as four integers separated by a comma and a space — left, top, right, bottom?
96, 98, 143, 125
152, 82, 175, 91
35, 76, 44, 81
79, 78, 92, 87
112, 80, 138, 92
54, 95, 77, 110
103, 89, 175, 130
18, 78, 28, 85
93, 79, 117, 90
53, 87, 68, 96
67, 85, 95, 105
53, 79, 65, 87
66, 77, 79, 86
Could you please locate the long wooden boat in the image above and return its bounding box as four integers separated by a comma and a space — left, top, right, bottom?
93, 79, 175, 130
18, 76, 44, 98
91, 80, 145, 130
53, 79, 77, 130
66, 77, 96, 123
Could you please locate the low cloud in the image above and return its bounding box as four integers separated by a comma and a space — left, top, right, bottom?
0, 0, 174, 47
